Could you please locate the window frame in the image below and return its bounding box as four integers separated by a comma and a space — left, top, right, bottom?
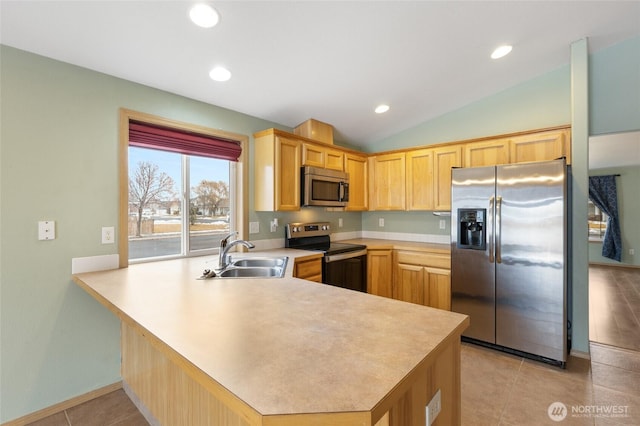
118, 109, 248, 268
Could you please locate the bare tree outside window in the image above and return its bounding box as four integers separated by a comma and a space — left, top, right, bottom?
129, 161, 176, 237
192, 180, 229, 217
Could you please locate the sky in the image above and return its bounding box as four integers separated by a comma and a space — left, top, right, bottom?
129, 146, 229, 198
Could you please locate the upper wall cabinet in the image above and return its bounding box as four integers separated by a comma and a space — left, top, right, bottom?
463, 138, 510, 167
406, 149, 435, 210
509, 129, 571, 164
254, 129, 301, 211
344, 152, 368, 211
369, 153, 406, 210
302, 142, 344, 171
433, 145, 462, 211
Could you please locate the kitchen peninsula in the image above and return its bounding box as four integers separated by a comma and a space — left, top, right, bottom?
73, 253, 469, 426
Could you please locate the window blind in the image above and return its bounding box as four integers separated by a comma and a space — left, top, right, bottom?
128, 120, 242, 161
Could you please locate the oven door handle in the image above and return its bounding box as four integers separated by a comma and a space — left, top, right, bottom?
324, 249, 368, 263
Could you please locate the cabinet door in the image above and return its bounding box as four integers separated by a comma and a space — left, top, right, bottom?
463, 138, 510, 167
369, 153, 406, 210
426, 267, 451, 310
294, 257, 322, 283
394, 263, 425, 305
406, 149, 435, 210
301, 143, 325, 168
325, 147, 345, 171
302, 143, 344, 171
433, 146, 462, 211
509, 129, 570, 164
275, 136, 301, 211
345, 153, 368, 211
367, 249, 393, 297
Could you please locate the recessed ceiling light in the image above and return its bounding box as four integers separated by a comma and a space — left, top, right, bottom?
189, 4, 219, 28
491, 45, 513, 59
209, 66, 231, 82
375, 104, 390, 114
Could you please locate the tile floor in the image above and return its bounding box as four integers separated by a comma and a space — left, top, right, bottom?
26, 265, 640, 426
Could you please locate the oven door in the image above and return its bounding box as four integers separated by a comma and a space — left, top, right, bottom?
323, 249, 368, 292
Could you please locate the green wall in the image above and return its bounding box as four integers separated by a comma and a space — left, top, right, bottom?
2, 34, 640, 422
0, 45, 293, 422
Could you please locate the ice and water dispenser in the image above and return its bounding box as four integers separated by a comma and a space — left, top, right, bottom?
457, 209, 486, 250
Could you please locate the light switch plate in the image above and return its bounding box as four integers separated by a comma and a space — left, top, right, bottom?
38, 221, 56, 240
249, 221, 259, 234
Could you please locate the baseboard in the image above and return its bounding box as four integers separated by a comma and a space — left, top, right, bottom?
589, 262, 640, 269
570, 348, 591, 360
2, 382, 122, 426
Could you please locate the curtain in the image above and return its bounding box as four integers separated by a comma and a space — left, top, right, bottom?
129, 120, 242, 161
588, 175, 622, 261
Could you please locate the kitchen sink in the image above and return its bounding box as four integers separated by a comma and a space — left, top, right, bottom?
229, 257, 288, 268
217, 266, 285, 278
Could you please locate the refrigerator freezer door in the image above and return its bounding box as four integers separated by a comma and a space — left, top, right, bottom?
495, 160, 567, 362
451, 166, 496, 343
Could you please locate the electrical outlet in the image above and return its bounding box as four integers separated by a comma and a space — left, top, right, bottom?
102, 226, 115, 244
249, 221, 259, 234
439, 219, 446, 230
338, 218, 343, 228
630, 248, 635, 255
425, 389, 441, 425
379, 218, 384, 227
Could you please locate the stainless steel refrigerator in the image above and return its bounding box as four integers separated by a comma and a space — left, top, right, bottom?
451, 159, 568, 365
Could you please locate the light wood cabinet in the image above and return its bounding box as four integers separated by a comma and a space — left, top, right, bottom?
302, 142, 344, 171
463, 138, 510, 167
367, 248, 393, 297
406, 149, 435, 210
433, 145, 462, 211
254, 130, 301, 211
293, 256, 322, 283
369, 153, 406, 210
344, 153, 368, 211
509, 129, 571, 164
393, 250, 451, 310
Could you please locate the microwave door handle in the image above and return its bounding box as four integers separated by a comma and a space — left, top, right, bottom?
339, 182, 345, 201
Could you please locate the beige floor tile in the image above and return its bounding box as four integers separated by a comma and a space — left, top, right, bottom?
498, 360, 595, 426
590, 343, 640, 374
591, 362, 640, 397
592, 384, 640, 425
66, 389, 148, 426
460, 343, 522, 425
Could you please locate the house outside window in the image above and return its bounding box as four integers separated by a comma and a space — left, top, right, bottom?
588, 199, 608, 242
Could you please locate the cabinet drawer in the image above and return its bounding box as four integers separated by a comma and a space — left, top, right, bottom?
394, 250, 450, 269
294, 257, 322, 280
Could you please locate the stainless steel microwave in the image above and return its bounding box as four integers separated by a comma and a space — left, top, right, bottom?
302, 166, 349, 207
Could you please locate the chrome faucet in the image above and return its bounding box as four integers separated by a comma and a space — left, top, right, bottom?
217, 231, 255, 271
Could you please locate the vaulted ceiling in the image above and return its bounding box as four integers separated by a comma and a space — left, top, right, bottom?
2, 1, 639, 147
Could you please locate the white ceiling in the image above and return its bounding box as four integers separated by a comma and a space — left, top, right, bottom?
1, 1, 639, 148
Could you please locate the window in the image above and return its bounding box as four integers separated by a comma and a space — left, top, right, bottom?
119, 109, 247, 266
588, 199, 608, 242
128, 147, 232, 261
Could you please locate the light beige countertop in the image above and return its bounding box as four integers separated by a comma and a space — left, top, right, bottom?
340, 238, 451, 254
73, 250, 467, 423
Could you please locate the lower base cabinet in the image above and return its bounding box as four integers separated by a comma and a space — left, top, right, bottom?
393, 250, 451, 310
367, 249, 393, 297
293, 256, 322, 283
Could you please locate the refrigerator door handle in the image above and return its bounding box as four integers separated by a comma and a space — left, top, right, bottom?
495, 195, 503, 263
488, 196, 495, 263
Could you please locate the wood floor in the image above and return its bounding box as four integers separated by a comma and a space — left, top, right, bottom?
589, 264, 640, 351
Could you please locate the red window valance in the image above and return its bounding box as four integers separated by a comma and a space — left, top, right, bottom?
128, 120, 242, 162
